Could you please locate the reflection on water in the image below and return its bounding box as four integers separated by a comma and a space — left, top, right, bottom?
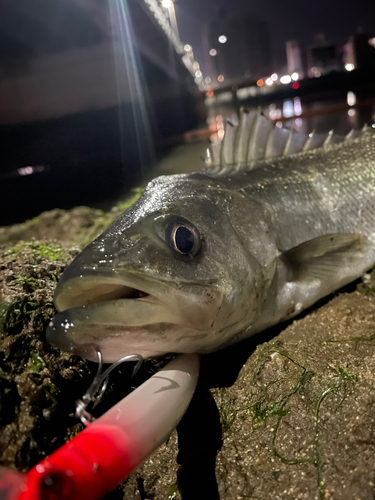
207, 91, 375, 141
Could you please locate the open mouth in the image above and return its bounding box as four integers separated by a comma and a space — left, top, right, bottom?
55, 276, 153, 312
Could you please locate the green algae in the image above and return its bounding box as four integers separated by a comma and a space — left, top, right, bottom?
28, 352, 45, 372
218, 388, 238, 434
12, 276, 38, 293
0, 296, 38, 335
167, 482, 180, 499
5, 241, 64, 261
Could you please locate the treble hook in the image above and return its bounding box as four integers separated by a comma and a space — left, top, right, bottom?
75, 349, 144, 426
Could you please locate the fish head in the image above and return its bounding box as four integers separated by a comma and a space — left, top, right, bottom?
47, 175, 265, 361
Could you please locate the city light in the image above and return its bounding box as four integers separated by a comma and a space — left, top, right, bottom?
348, 109, 356, 117
161, 0, 173, 8
345, 63, 355, 71
265, 78, 273, 86
347, 91, 356, 106
184, 44, 192, 52
206, 90, 214, 97
294, 97, 302, 116
256, 79, 264, 87
217, 74, 225, 82
291, 72, 299, 81
209, 49, 217, 56
205, 76, 211, 83
283, 100, 294, 118
280, 75, 292, 84
369, 37, 375, 47
195, 70, 202, 78
271, 73, 278, 81
218, 35, 227, 44
311, 67, 321, 78
292, 82, 299, 89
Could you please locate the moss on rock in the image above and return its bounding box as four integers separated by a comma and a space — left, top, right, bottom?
0, 239, 95, 470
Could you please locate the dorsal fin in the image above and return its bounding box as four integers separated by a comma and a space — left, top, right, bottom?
204, 108, 364, 173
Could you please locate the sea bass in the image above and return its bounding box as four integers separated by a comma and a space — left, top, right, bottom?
47, 111, 375, 362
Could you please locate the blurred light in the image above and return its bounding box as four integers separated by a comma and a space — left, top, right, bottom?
348, 109, 356, 117
218, 35, 227, 44
18, 166, 34, 176
216, 115, 223, 123
294, 97, 302, 116
209, 49, 217, 56
205, 76, 211, 83
269, 104, 282, 120
218, 129, 225, 140
291, 72, 299, 81
311, 67, 321, 78
280, 75, 292, 84
275, 121, 283, 128
184, 44, 192, 52
271, 73, 278, 81
369, 37, 375, 47
265, 78, 273, 86
217, 74, 225, 82
347, 91, 356, 106
193, 61, 200, 70
257, 79, 264, 87
206, 90, 214, 97
161, 0, 172, 7
295, 118, 303, 128
283, 100, 294, 118
292, 82, 299, 89
345, 63, 355, 72
217, 92, 233, 103
195, 70, 202, 78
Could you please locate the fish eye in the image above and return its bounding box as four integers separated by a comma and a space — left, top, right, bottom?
165, 218, 201, 256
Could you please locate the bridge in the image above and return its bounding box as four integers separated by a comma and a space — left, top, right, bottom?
0, 0, 201, 124
0, 0, 205, 224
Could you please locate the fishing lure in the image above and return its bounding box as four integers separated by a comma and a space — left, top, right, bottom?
0, 354, 199, 500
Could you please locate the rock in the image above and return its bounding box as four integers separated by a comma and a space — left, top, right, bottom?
0, 188, 144, 248
0, 239, 94, 471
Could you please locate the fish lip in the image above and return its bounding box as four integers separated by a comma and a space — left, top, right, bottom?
54, 268, 169, 313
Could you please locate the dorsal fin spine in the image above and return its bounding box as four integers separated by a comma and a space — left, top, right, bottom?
283, 127, 294, 156
264, 122, 276, 159
302, 130, 316, 152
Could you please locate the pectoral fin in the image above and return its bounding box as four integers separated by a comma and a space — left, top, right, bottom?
282, 233, 375, 286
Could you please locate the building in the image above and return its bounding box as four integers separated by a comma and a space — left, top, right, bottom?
307, 33, 340, 78
286, 40, 304, 79
344, 32, 375, 70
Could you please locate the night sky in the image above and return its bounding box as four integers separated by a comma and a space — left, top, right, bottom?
175, 0, 375, 76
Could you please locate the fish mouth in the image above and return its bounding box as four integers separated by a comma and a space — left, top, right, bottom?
46, 271, 222, 362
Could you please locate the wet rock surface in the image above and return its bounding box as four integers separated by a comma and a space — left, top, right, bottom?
1, 206, 375, 499
0, 240, 92, 470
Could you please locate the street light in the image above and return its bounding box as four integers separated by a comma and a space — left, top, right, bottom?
161, 0, 180, 42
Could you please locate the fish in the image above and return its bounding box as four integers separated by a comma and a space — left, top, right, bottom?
47, 110, 375, 362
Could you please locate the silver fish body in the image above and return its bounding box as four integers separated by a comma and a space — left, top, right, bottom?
47, 116, 375, 362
